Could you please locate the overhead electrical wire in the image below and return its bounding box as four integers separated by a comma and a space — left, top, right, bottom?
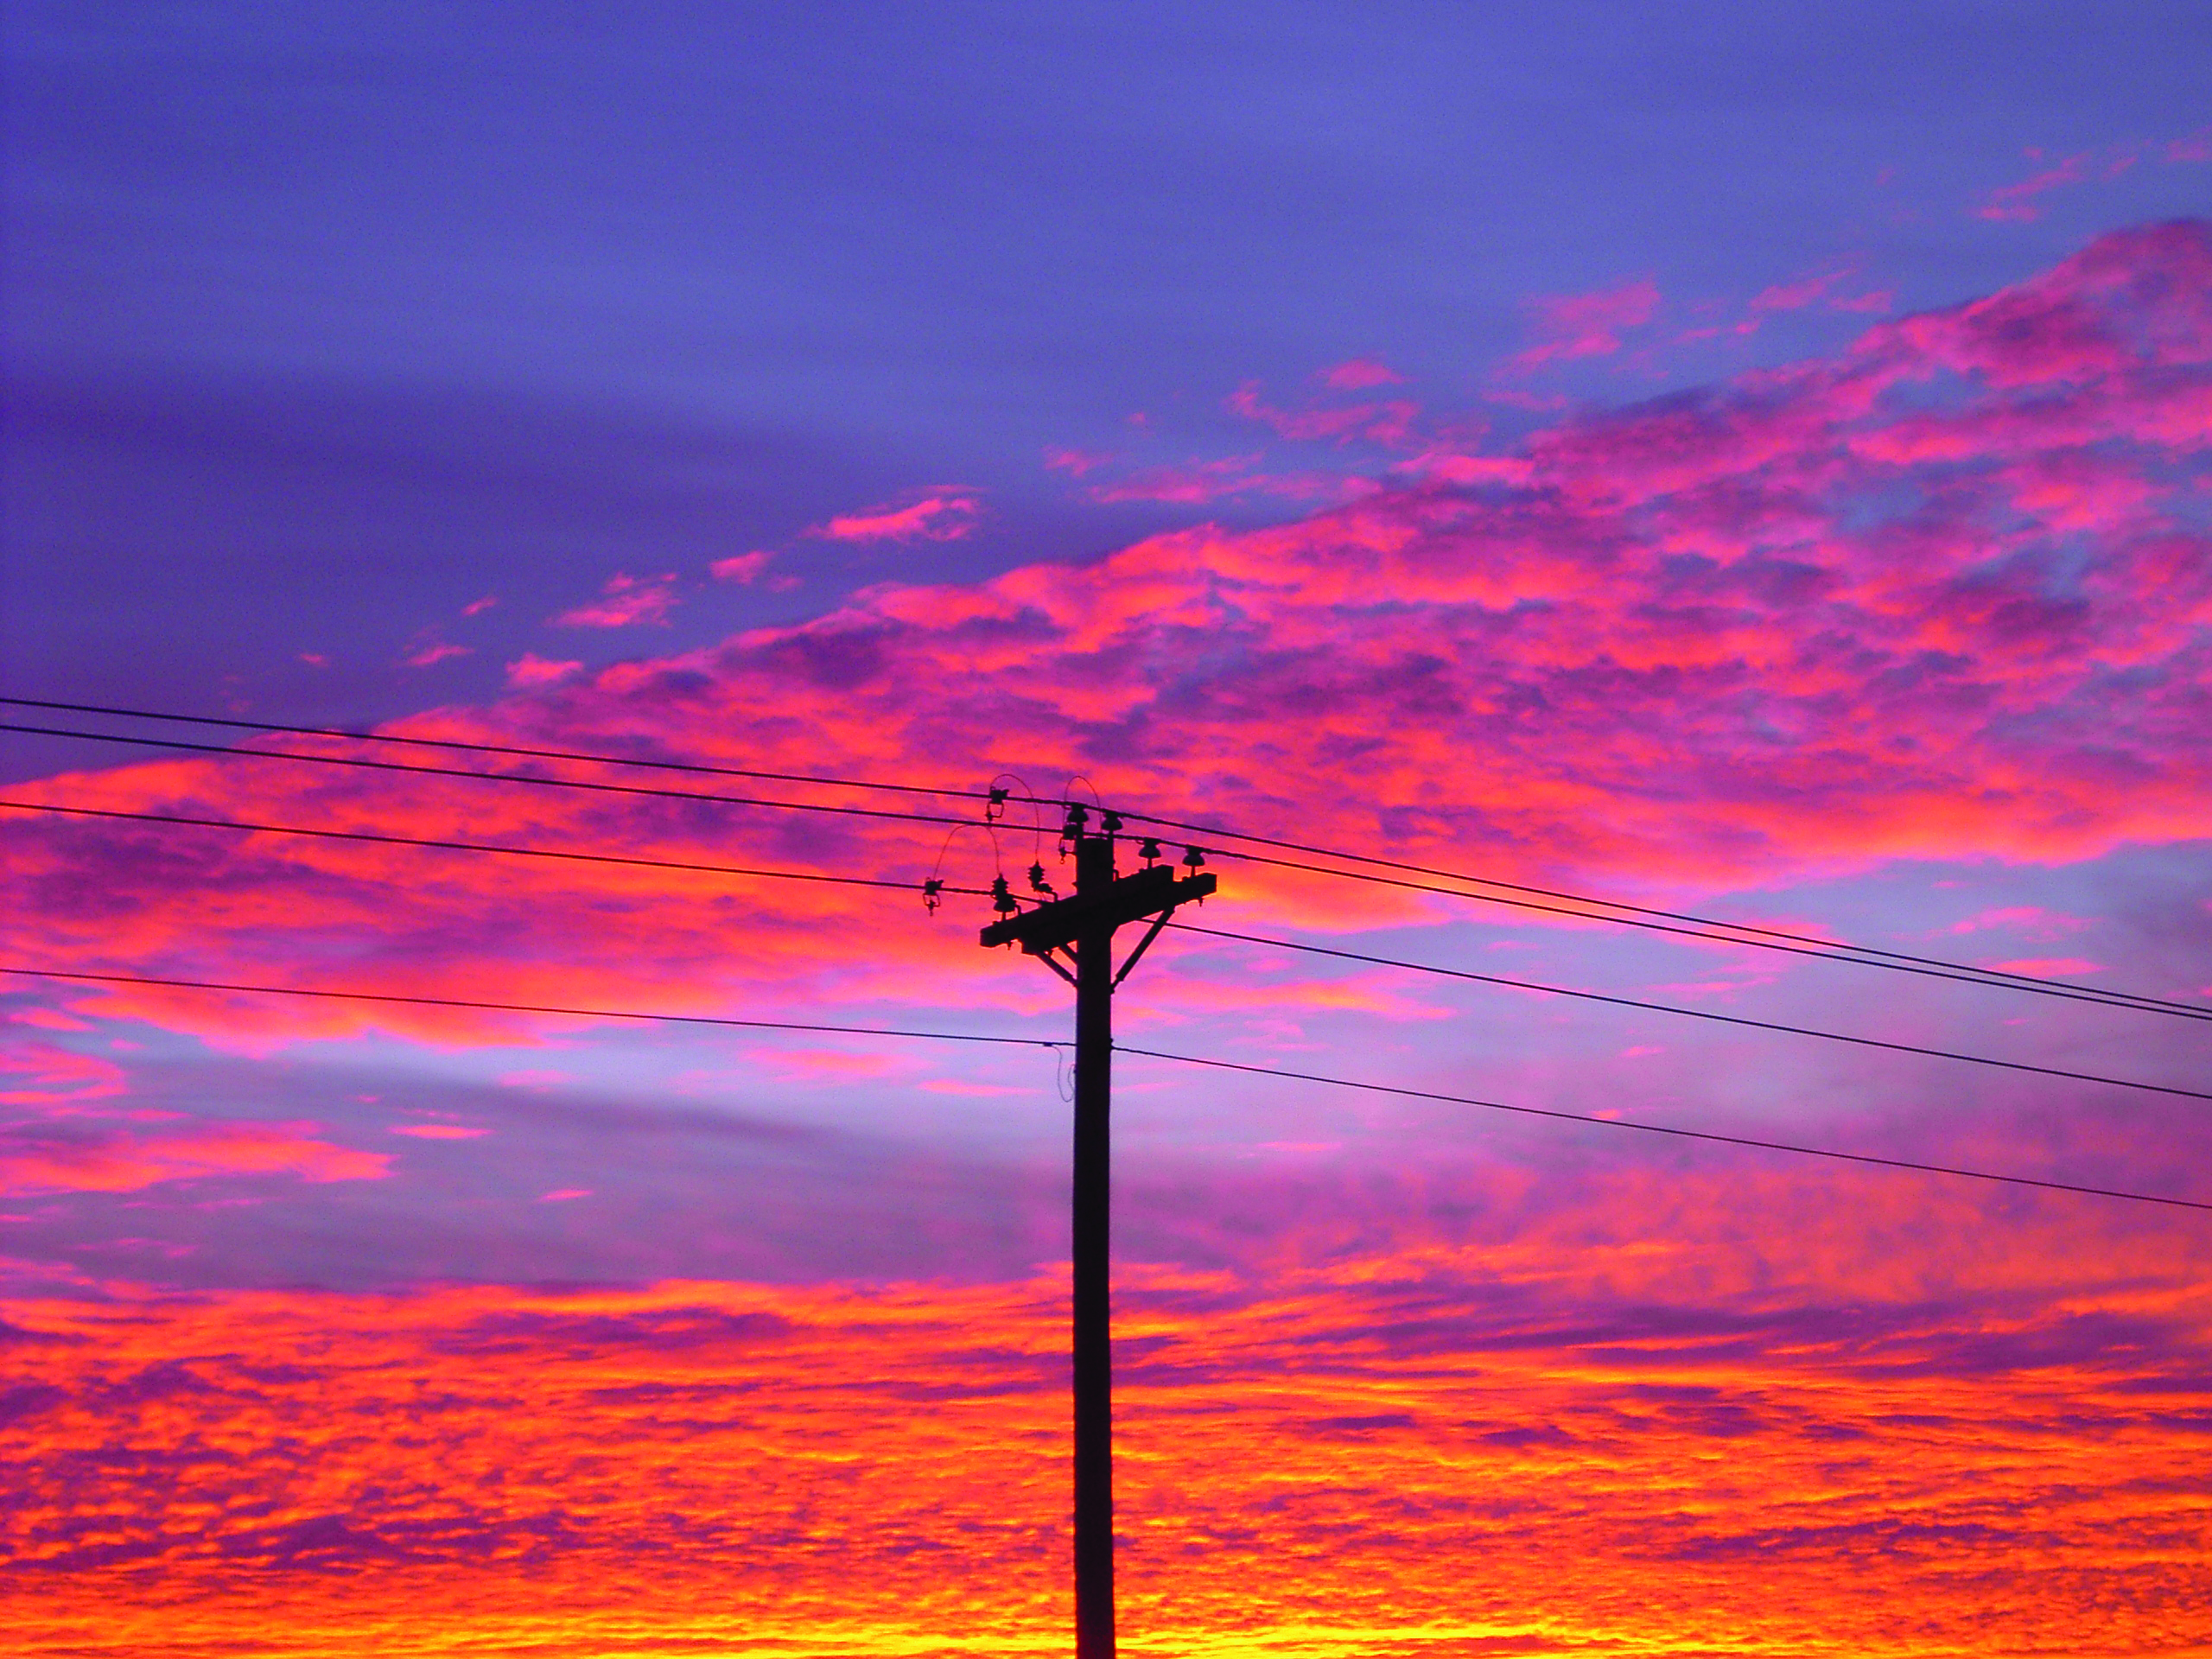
1, 963, 2200, 1215
5, 793, 2202, 1100
0, 694, 1052, 809
0, 799, 995, 899
1112, 1046, 2212, 1214
1162, 921, 2212, 1103
0, 720, 998, 836
0, 965, 1059, 1049
7, 704, 2203, 1021
1176, 842, 2211, 1022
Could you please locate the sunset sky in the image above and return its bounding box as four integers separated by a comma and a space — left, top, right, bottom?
4, 6, 2212, 1656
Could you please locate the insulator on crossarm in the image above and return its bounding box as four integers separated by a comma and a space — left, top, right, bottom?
1027, 861, 1056, 896
1181, 846, 1205, 870
1139, 836, 1162, 867
1100, 810, 1123, 836
1062, 803, 1089, 841
922, 878, 944, 913
986, 786, 1009, 823
990, 874, 1018, 916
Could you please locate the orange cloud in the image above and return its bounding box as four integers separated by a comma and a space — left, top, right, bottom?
1, 1168, 2204, 1652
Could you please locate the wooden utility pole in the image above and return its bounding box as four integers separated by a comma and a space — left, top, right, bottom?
980, 808, 1216, 1659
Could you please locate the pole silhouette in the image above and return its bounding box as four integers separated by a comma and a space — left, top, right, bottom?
980, 809, 1215, 1659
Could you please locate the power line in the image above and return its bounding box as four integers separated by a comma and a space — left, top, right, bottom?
1180, 842, 2210, 1023
0, 694, 1059, 810
17, 793, 2187, 1098
0, 965, 1059, 1049
0, 720, 998, 836
0, 799, 986, 900
1, 963, 2196, 1215
1166, 921, 2212, 1103
9, 790, 2202, 1098
10, 705, 2203, 1022
1114, 1046, 2212, 1214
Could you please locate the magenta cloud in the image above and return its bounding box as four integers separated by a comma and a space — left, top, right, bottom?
6, 222, 2209, 1033
1508, 276, 1662, 372
813, 490, 982, 543
505, 652, 582, 687
1316, 358, 1407, 391
552, 573, 680, 628
709, 551, 772, 583
1224, 383, 1420, 447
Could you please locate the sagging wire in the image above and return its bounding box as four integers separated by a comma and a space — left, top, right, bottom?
992, 772, 1059, 900
925, 815, 1006, 917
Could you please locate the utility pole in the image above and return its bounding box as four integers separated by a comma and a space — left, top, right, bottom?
979, 805, 1216, 1659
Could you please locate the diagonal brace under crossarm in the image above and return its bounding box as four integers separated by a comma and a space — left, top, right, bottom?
1031, 943, 1077, 987
1110, 908, 1174, 989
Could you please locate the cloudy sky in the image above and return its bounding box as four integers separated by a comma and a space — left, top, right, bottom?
3, 5, 2210, 1655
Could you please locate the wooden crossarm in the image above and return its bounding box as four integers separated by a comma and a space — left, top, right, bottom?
979, 865, 1215, 951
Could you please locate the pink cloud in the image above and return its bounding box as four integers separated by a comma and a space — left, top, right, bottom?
298, 652, 328, 667
741, 1046, 899, 1080
1975, 150, 2094, 222
1086, 455, 1265, 504
0, 1121, 388, 1196
2168, 128, 2212, 164
709, 551, 772, 584
1404, 453, 1535, 488
1944, 906, 2089, 940
10, 1007, 92, 1033
505, 653, 582, 687
554, 572, 679, 628
1746, 270, 1845, 317
1225, 385, 1421, 447
1731, 266, 1893, 328
0, 1040, 125, 1107
1084, 455, 1376, 507
1983, 957, 2106, 977
461, 594, 499, 617
538, 1187, 592, 1202
1316, 358, 1407, 391
815, 491, 981, 543
391, 1124, 490, 1140
1045, 448, 1115, 477
4, 222, 2209, 1051
1509, 277, 1661, 372
401, 640, 471, 669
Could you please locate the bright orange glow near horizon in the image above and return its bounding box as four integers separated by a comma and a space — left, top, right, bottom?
7, 1169, 2208, 1657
